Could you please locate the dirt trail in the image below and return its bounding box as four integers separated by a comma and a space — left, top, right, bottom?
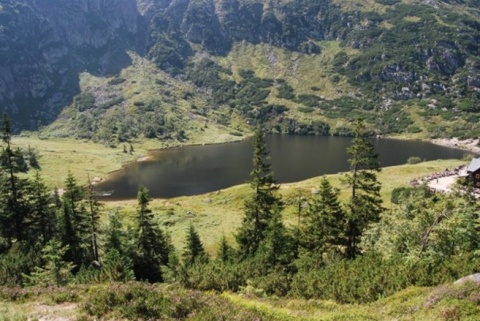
30, 303, 78, 321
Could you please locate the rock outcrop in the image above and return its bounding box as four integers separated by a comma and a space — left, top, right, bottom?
0, 0, 478, 131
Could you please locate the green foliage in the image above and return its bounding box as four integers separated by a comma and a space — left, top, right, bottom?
59, 172, 90, 267
182, 224, 208, 267
295, 94, 320, 108
80, 282, 268, 320
132, 186, 171, 282
23, 240, 74, 287
0, 245, 38, 286
344, 119, 384, 259
107, 77, 126, 86
74, 94, 95, 112
291, 252, 409, 303
0, 114, 33, 246
301, 177, 347, 255
236, 129, 283, 258
375, 0, 400, 4
28, 172, 57, 245
407, 156, 423, 164
276, 80, 295, 100
216, 235, 233, 263
257, 208, 296, 270
364, 186, 480, 276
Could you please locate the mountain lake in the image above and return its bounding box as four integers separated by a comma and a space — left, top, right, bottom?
94, 135, 468, 200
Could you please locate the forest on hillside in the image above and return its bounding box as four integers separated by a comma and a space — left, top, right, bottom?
1, 113, 480, 319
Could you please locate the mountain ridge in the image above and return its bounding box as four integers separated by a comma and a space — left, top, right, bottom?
0, 0, 479, 143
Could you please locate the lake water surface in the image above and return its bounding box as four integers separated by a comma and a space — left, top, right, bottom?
94, 136, 467, 200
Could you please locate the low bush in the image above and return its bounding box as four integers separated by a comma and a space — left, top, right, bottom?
80, 282, 267, 320
407, 156, 423, 164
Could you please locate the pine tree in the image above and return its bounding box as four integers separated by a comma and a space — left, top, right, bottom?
302, 177, 346, 255
260, 205, 294, 268
104, 210, 126, 254
132, 185, 170, 282
86, 182, 100, 262
217, 235, 232, 263
27, 146, 40, 169
236, 128, 283, 258
344, 119, 384, 259
59, 172, 89, 266
27, 172, 56, 245
102, 210, 134, 282
0, 114, 31, 246
24, 239, 74, 287
182, 224, 207, 266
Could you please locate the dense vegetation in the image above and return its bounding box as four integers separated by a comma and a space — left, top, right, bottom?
2, 114, 480, 319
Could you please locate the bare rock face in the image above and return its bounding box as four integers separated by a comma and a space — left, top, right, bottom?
0, 0, 139, 128
0, 0, 478, 131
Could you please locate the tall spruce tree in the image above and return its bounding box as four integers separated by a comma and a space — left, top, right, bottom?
182, 224, 207, 266
132, 185, 170, 282
27, 172, 56, 246
104, 210, 126, 254
59, 172, 89, 266
236, 128, 283, 258
302, 177, 346, 255
259, 205, 295, 268
217, 234, 232, 263
0, 114, 31, 247
85, 182, 100, 262
344, 119, 384, 259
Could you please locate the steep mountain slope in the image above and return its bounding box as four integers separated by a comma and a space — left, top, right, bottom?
0, 0, 138, 129
1, 0, 479, 144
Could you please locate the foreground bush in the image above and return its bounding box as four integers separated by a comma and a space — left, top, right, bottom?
80, 282, 269, 320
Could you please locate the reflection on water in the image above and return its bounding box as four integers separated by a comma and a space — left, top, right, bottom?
94, 136, 467, 200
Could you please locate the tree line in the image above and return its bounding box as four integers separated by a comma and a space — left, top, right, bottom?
1, 113, 479, 303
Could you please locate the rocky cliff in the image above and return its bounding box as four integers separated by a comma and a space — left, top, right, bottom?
0, 0, 138, 128
0, 0, 479, 139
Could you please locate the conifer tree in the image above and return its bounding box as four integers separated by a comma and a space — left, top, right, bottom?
102, 210, 134, 282
260, 206, 294, 268
27, 146, 40, 169
182, 224, 207, 266
302, 177, 346, 255
59, 172, 89, 266
24, 239, 74, 287
345, 119, 384, 259
28, 172, 56, 245
236, 128, 283, 258
0, 114, 31, 246
217, 235, 232, 263
104, 210, 126, 254
132, 185, 170, 282
86, 182, 100, 262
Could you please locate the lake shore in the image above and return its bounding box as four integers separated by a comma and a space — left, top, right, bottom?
430, 138, 480, 156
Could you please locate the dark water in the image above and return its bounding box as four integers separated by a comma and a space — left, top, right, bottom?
94, 136, 467, 200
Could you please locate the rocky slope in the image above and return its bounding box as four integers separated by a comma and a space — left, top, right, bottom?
0, 0, 138, 128
0, 0, 479, 141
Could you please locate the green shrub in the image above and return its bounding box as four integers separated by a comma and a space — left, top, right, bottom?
291, 252, 410, 303
407, 156, 423, 164
74, 94, 95, 111
108, 77, 126, 86
80, 282, 266, 320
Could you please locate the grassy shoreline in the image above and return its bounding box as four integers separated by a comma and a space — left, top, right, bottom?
10, 134, 467, 252
13, 133, 474, 190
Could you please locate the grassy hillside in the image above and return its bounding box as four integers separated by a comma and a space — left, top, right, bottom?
1, 280, 479, 320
